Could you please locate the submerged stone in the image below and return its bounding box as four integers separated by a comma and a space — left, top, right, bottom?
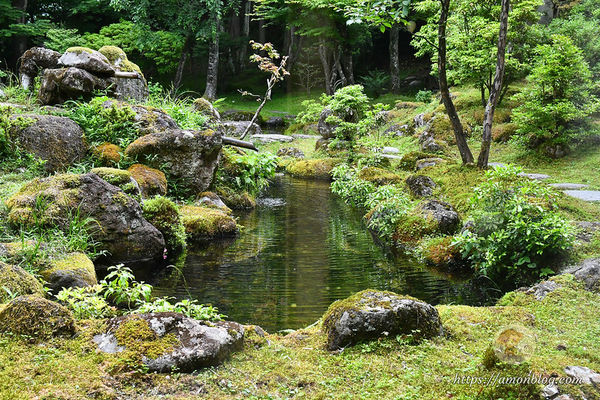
180, 206, 238, 240
322, 289, 443, 351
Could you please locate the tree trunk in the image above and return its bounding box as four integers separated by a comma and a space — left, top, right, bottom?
477, 0, 510, 168
390, 25, 401, 93
12, 0, 28, 60
342, 50, 354, 85
204, 29, 220, 100
173, 35, 193, 89
319, 42, 334, 95
239, 0, 251, 70
438, 0, 474, 164
258, 20, 266, 43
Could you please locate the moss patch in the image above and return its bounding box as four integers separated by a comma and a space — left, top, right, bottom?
142, 196, 186, 255
64, 46, 94, 55
286, 158, 341, 180
128, 164, 167, 198
39, 252, 97, 289
180, 205, 238, 239
92, 142, 122, 165
357, 166, 402, 186
0, 261, 44, 302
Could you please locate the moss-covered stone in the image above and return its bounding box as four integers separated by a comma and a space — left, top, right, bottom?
286, 158, 341, 180
398, 151, 437, 171
357, 167, 402, 186
128, 164, 167, 198
65, 46, 94, 55
482, 325, 536, 368
421, 236, 465, 270
0, 262, 44, 302
492, 122, 517, 143
91, 167, 131, 186
180, 206, 238, 240
216, 188, 256, 210
40, 253, 97, 293
0, 296, 76, 340
142, 196, 186, 255
92, 143, 122, 165
98, 46, 142, 74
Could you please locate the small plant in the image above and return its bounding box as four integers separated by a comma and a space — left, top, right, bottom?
55, 285, 115, 319
101, 265, 152, 308
330, 164, 376, 208
415, 90, 434, 103
359, 70, 390, 98
218, 148, 278, 195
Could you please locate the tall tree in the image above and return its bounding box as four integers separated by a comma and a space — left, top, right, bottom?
477, 0, 510, 168
389, 25, 400, 93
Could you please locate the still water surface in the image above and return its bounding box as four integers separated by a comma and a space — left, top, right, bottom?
152, 175, 490, 332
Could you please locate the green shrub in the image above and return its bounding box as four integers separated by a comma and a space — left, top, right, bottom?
331, 164, 376, 208
415, 90, 434, 103
512, 35, 599, 148
453, 165, 574, 285
359, 70, 390, 98
218, 149, 278, 195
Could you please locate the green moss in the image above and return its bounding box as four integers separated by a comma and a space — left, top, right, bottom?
0, 262, 44, 302
357, 167, 402, 186
91, 167, 132, 186
421, 236, 463, 268
40, 253, 97, 288
0, 296, 76, 341
65, 46, 94, 54
180, 205, 238, 239
216, 187, 256, 210
286, 158, 341, 180
398, 151, 438, 171
142, 196, 186, 255
128, 164, 167, 198
98, 45, 143, 74
92, 143, 122, 165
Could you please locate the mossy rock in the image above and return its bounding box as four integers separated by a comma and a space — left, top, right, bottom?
98, 45, 142, 74
40, 253, 97, 293
286, 158, 341, 180
197, 191, 232, 213
216, 188, 256, 210
398, 151, 437, 171
0, 296, 76, 341
180, 206, 238, 240
128, 164, 167, 198
142, 196, 186, 256
0, 262, 44, 303
65, 46, 94, 55
357, 167, 402, 186
492, 123, 517, 143
91, 167, 139, 196
421, 236, 466, 271
221, 109, 264, 125
322, 289, 443, 350
92, 143, 122, 165
482, 325, 536, 368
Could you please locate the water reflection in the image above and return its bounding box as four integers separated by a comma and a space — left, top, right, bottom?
152, 176, 492, 332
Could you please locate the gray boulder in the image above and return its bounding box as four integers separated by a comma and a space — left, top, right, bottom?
6, 173, 165, 267
563, 258, 600, 292
406, 175, 436, 198
125, 128, 223, 194
318, 108, 338, 139
277, 147, 305, 159
384, 123, 414, 137
58, 48, 115, 76
322, 290, 443, 351
251, 134, 294, 144
416, 157, 445, 170
421, 137, 445, 153
19, 47, 61, 90
222, 121, 262, 137
102, 100, 178, 135
264, 116, 287, 129
8, 114, 87, 172
94, 312, 244, 372
39, 67, 114, 105
418, 199, 460, 234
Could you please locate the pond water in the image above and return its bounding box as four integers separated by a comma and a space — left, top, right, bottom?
152, 175, 495, 332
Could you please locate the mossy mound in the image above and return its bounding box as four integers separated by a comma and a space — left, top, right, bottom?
64, 46, 94, 55
216, 188, 256, 210
128, 164, 167, 198
398, 151, 438, 171
482, 325, 537, 368
180, 206, 238, 240
142, 196, 186, 255
286, 158, 341, 180
91, 167, 139, 196
0, 262, 44, 302
92, 143, 122, 165
492, 122, 517, 143
40, 253, 97, 293
98, 45, 142, 74
421, 236, 465, 270
357, 167, 402, 186
0, 296, 76, 340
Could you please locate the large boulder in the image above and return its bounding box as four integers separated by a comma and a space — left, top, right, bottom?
322, 290, 443, 351
406, 175, 437, 198
98, 46, 148, 102
93, 313, 244, 372
58, 47, 115, 76
39, 67, 114, 105
8, 114, 87, 172
125, 128, 222, 194
563, 258, 600, 292
19, 47, 61, 90
0, 296, 76, 340
40, 253, 97, 293
180, 206, 238, 240
102, 100, 178, 135
417, 199, 460, 234
193, 98, 221, 121
0, 261, 44, 302
6, 173, 165, 266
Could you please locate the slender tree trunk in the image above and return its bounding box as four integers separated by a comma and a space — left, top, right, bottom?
438, 0, 474, 164
342, 50, 354, 84
174, 35, 193, 89
334, 47, 347, 87
204, 28, 220, 100
390, 25, 401, 93
477, 0, 510, 168
258, 20, 266, 43
12, 0, 28, 60
319, 42, 334, 95
240, 0, 251, 70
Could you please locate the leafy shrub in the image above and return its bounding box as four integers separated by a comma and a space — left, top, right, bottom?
101, 265, 152, 308
359, 70, 390, 98
453, 165, 574, 285
55, 285, 115, 319
67, 96, 138, 148
512, 35, 599, 149
218, 148, 278, 195
415, 90, 434, 103
331, 164, 376, 208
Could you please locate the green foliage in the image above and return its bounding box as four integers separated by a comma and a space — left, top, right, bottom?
56, 264, 224, 321
44, 28, 84, 53
145, 84, 209, 130
512, 35, 599, 148
415, 90, 433, 103
453, 165, 575, 285
67, 97, 138, 148
359, 70, 390, 98
218, 149, 279, 195
331, 164, 376, 208
142, 196, 186, 255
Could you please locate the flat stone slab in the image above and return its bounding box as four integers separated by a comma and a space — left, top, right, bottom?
518, 172, 550, 181
291, 134, 320, 139
382, 146, 400, 154
251, 134, 294, 144
550, 183, 590, 190
563, 190, 600, 202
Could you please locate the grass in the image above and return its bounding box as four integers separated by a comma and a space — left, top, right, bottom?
0, 275, 597, 399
